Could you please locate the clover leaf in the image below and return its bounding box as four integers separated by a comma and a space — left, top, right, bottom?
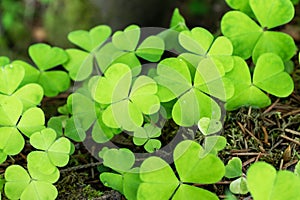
4, 165, 58, 200
247, 162, 300, 200
179, 27, 234, 73
68, 25, 112, 52
0, 62, 43, 111
138, 140, 225, 200
95, 25, 164, 76
133, 123, 162, 153
221, 0, 296, 62
16, 43, 70, 97
30, 128, 71, 167
225, 157, 243, 179
225, 54, 293, 110
68, 91, 121, 143
155, 57, 233, 126
198, 117, 222, 135
101, 148, 135, 172
93, 63, 160, 131
225, 0, 254, 17
170, 8, 189, 32
229, 177, 248, 195
64, 25, 111, 81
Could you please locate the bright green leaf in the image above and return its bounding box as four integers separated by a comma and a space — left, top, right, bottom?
29, 43, 68, 71
225, 157, 243, 178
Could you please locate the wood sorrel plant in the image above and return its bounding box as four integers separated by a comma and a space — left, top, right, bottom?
1, 0, 300, 199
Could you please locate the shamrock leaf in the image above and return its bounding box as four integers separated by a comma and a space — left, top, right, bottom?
0, 63, 24, 95
101, 148, 135, 172
226, 54, 294, 110
203, 135, 227, 155
253, 54, 294, 97
225, 56, 272, 110
133, 123, 162, 153
225, 157, 243, 178
0, 95, 23, 126
30, 128, 71, 167
94, 63, 160, 131
225, 0, 254, 17
0, 127, 25, 164
4, 165, 58, 200
12, 83, 44, 111
68, 25, 111, 52
16, 43, 70, 97
221, 0, 296, 62
170, 8, 189, 32
95, 25, 164, 76
247, 162, 300, 200
29, 43, 68, 71
155, 57, 231, 126
100, 168, 141, 200
63, 49, 93, 81
229, 177, 248, 195
179, 27, 234, 72
198, 117, 222, 135
112, 25, 140, 51
250, 0, 294, 29
138, 140, 225, 200
65, 25, 111, 81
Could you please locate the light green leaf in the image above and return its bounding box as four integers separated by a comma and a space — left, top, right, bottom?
179, 27, 214, 55
17, 107, 45, 137
170, 8, 188, 31
144, 139, 161, 153
225, 157, 243, 178
253, 53, 294, 97
249, 0, 294, 29
30, 128, 57, 150
229, 177, 248, 195
103, 148, 135, 172
100, 173, 124, 194
39, 71, 70, 97
70, 92, 98, 130
28, 162, 60, 183
48, 137, 71, 167
0, 63, 24, 95
112, 25, 140, 51
27, 151, 56, 175
172, 89, 221, 127
198, 117, 222, 135
136, 36, 164, 62
65, 117, 86, 142
221, 11, 262, 59
0, 95, 22, 126
68, 25, 111, 52
225, 57, 271, 110
13, 60, 40, 85
92, 114, 120, 143
253, 31, 296, 63
13, 83, 44, 111
138, 157, 179, 200
0, 127, 24, 156
173, 184, 219, 200
94, 63, 131, 104
29, 43, 68, 71
155, 58, 192, 98
174, 140, 225, 184
130, 76, 160, 115
203, 136, 227, 155
21, 181, 58, 200
63, 49, 93, 81
225, 0, 254, 16
4, 165, 30, 200
247, 162, 300, 200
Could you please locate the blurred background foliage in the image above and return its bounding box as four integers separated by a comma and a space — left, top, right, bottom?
6, 0, 299, 60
